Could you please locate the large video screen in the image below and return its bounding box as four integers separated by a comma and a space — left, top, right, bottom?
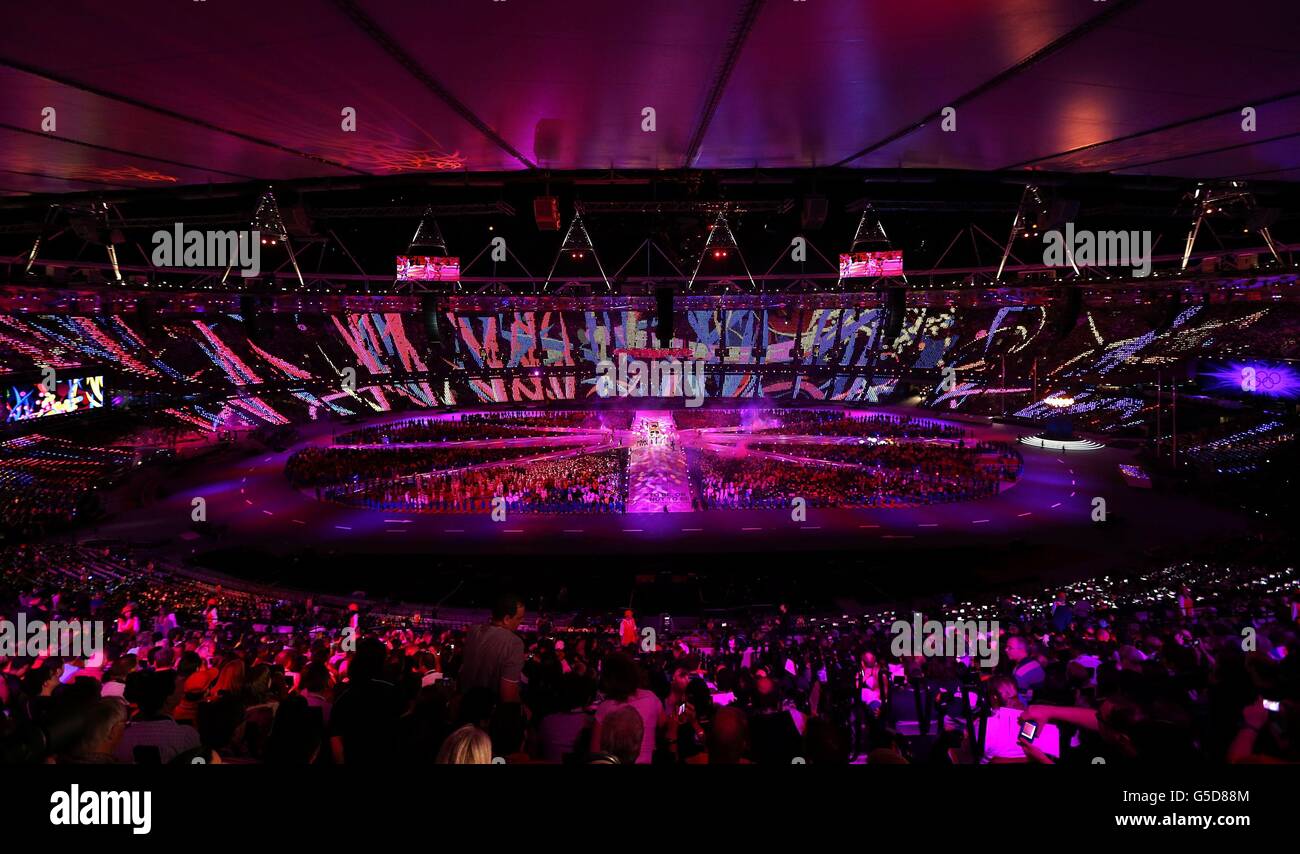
396, 256, 460, 282
3, 375, 106, 423
1199, 360, 1300, 399
437, 305, 953, 404
839, 250, 904, 278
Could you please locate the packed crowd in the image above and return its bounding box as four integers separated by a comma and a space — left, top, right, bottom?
751, 440, 1022, 480
458, 411, 628, 430
690, 441, 1018, 510
284, 443, 565, 488
335, 413, 608, 446
1, 540, 1295, 765
330, 448, 629, 514
751, 410, 968, 440
0, 435, 135, 538
670, 408, 968, 441
1181, 420, 1295, 477
670, 409, 748, 430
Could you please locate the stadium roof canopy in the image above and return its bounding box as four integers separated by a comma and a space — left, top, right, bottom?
2, 0, 1299, 196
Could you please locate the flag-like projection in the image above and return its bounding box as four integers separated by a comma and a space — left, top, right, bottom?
3, 375, 105, 422
439, 307, 955, 403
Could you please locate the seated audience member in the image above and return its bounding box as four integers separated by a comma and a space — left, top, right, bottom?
59, 698, 127, 764
746, 671, 802, 765
590, 707, 643, 765
694, 706, 751, 765
803, 716, 851, 765
592, 652, 663, 764
980, 675, 1059, 764
114, 670, 200, 764
436, 724, 492, 764
264, 695, 325, 765
538, 673, 595, 763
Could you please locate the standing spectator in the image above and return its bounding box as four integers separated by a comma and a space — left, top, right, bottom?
619, 609, 639, 649
1004, 635, 1045, 701
328, 638, 400, 764
459, 593, 526, 703
1049, 592, 1072, 632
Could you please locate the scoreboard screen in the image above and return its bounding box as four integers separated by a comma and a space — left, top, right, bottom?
397, 256, 460, 282
839, 250, 904, 278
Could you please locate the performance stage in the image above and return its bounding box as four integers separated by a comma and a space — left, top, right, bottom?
87, 405, 1249, 583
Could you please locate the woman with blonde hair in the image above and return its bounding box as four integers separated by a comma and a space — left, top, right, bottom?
435, 724, 492, 764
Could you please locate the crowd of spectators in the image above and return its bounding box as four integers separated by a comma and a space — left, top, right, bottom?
284, 443, 563, 488
1181, 420, 1294, 477
751, 410, 967, 440
332, 448, 629, 514
2, 541, 1295, 765
670, 409, 747, 430
671, 409, 967, 440
336, 412, 610, 446
0, 435, 135, 538
690, 441, 1018, 510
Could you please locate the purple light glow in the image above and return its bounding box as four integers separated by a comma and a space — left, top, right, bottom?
1203, 362, 1300, 399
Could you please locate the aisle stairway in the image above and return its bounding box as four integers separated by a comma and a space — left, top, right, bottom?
625, 411, 695, 513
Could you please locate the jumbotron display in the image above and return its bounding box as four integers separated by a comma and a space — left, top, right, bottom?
1201, 360, 1300, 399
839, 250, 904, 278
2, 374, 106, 422
396, 255, 460, 282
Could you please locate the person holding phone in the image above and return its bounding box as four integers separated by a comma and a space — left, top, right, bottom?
1227, 698, 1298, 764
974, 675, 1059, 763
665, 700, 706, 762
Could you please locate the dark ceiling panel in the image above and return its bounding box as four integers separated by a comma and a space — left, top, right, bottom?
0, 124, 229, 191
855, 0, 1300, 174
356, 0, 738, 171
1117, 134, 1300, 182
0, 67, 316, 186
1034, 96, 1300, 176
697, 0, 1102, 169
0, 0, 1297, 187
0, 0, 511, 175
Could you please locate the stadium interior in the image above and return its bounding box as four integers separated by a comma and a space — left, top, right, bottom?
1, 0, 1297, 771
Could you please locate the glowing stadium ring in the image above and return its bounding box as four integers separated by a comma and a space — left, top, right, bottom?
1018, 435, 1104, 451
1042, 393, 1076, 409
